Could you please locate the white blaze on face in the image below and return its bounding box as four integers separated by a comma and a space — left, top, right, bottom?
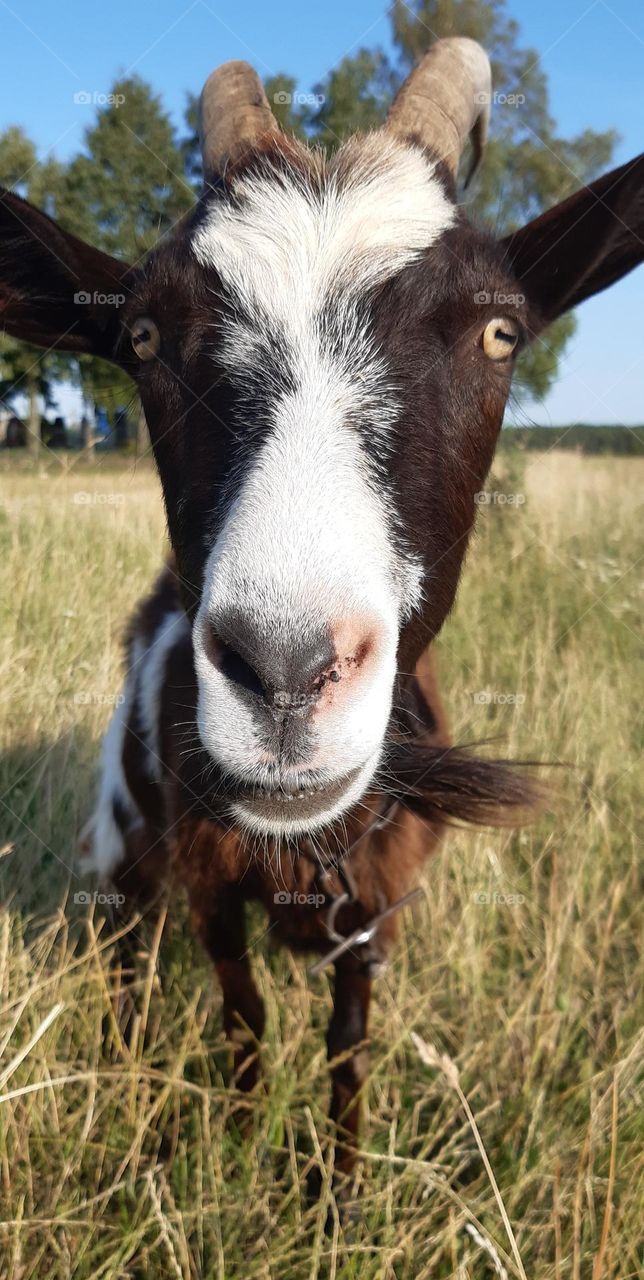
191, 136, 455, 832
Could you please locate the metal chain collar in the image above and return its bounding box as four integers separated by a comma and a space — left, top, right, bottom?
301, 800, 423, 978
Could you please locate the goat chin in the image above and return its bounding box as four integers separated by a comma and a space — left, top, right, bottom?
226, 753, 378, 839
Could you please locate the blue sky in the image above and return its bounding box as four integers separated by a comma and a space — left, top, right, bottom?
1, 0, 643, 423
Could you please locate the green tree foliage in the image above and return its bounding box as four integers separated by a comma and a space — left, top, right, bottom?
57, 77, 193, 259
0, 126, 37, 190
306, 52, 397, 142
263, 76, 311, 140
181, 92, 202, 190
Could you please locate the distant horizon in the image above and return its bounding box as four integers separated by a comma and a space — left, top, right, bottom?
503, 420, 644, 430
2, 395, 641, 433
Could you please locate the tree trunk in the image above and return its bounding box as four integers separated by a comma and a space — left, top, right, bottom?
82, 401, 96, 459
27, 371, 41, 460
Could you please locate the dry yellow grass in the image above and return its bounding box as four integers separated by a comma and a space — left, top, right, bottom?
0, 448, 641, 1278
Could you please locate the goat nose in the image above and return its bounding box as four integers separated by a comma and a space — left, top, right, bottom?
203, 612, 336, 709
202, 612, 376, 711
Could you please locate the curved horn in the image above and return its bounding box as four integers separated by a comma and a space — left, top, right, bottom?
199, 60, 279, 179
386, 38, 491, 186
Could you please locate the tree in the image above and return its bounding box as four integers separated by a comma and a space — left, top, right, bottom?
58, 77, 194, 259
181, 93, 202, 190
55, 78, 196, 447
308, 52, 397, 142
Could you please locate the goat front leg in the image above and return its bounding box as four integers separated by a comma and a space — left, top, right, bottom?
92, 824, 171, 1045
190, 886, 265, 1094
326, 956, 372, 1186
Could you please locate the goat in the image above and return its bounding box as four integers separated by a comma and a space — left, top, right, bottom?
1, 39, 643, 1186
79, 554, 533, 1165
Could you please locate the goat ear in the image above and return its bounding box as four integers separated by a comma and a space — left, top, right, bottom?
0, 187, 132, 360
500, 153, 644, 327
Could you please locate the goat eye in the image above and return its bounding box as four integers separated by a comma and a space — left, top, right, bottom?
130, 316, 161, 361
482, 317, 520, 361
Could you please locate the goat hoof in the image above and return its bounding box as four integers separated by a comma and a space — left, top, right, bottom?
305, 1167, 362, 1235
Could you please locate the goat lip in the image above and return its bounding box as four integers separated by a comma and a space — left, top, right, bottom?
231, 767, 362, 823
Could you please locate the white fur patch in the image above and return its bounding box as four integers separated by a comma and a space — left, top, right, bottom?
135, 610, 190, 780
193, 135, 455, 337
81, 610, 190, 874
79, 687, 138, 878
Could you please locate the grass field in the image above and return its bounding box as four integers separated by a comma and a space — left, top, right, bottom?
0, 447, 641, 1279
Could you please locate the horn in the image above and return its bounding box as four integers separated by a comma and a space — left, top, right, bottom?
385, 37, 492, 186
198, 60, 279, 179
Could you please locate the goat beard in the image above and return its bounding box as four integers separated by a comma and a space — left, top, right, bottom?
376, 738, 542, 828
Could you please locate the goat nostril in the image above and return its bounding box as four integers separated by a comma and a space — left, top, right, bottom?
204, 626, 266, 700
320, 625, 377, 691
219, 644, 265, 699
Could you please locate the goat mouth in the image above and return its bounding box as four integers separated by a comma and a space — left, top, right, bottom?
229, 767, 362, 828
